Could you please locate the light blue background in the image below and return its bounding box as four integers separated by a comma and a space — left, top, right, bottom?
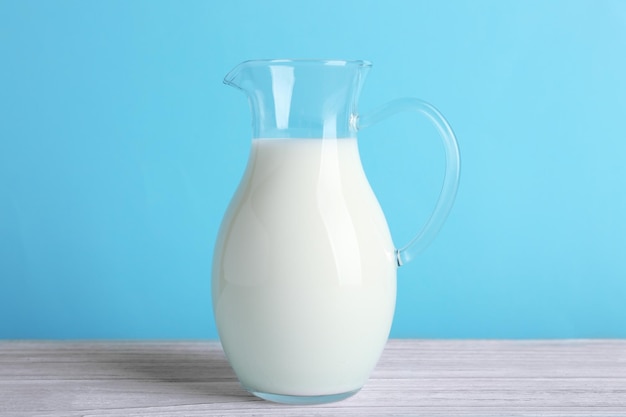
1, 0, 625, 339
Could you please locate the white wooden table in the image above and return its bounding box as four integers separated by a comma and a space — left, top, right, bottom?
1, 340, 625, 416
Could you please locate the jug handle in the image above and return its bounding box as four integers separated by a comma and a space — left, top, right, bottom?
356, 98, 461, 267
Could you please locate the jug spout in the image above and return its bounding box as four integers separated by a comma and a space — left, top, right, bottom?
223, 59, 371, 139
223, 61, 251, 91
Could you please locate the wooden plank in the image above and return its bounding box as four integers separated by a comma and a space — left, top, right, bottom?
1, 340, 625, 416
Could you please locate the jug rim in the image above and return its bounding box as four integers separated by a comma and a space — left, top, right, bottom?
232, 59, 372, 68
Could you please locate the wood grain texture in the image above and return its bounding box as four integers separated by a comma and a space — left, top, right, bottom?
1, 340, 625, 416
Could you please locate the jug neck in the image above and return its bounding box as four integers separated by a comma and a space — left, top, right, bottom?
224, 59, 371, 139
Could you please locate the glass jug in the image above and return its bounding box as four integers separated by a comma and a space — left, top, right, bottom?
212, 59, 460, 404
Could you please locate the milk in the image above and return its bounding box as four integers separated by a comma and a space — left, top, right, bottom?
212, 138, 397, 397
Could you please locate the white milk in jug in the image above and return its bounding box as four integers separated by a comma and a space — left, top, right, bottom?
212, 138, 397, 397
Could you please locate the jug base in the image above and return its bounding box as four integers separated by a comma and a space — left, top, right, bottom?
247, 388, 361, 405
